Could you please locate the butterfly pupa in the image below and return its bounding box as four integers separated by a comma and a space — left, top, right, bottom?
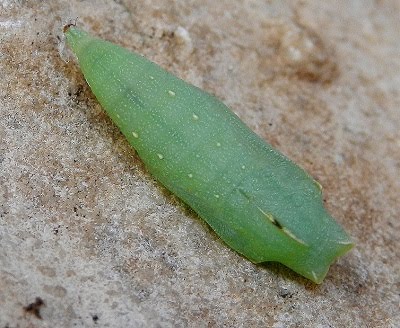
64, 26, 353, 283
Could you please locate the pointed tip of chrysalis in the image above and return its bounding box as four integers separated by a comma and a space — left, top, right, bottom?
63, 25, 91, 55
307, 232, 354, 284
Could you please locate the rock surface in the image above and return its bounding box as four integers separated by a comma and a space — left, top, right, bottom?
0, 1, 399, 327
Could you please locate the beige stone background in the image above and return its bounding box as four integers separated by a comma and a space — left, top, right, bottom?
1, 0, 399, 327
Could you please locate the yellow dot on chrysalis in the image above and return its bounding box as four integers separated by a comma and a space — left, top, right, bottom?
132, 132, 139, 138
157, 153, 164, 159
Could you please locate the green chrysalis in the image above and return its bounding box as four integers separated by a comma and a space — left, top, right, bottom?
64, 25, 353, 283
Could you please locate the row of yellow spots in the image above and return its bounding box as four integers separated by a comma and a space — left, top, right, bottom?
129, 87, 247, 200
132, 129, 247, 171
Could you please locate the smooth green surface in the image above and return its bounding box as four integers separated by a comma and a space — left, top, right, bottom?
64, 26, 353, 283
